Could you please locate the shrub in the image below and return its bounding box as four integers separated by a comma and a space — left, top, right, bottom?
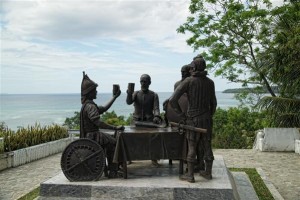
212, 107, 269, 149
101, 111, 129, 126
0, 124, 68, 152
64, 111, 131, 128
64, 112, 80, 129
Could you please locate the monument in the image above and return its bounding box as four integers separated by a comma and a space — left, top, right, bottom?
40, 69, 243, 200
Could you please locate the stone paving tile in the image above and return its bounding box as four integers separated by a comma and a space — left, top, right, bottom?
214, 149, 300, 200
0, 154, 62, 200
0, 150, 299, 200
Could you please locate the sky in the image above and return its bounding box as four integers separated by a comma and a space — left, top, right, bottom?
0, 0, 283, 94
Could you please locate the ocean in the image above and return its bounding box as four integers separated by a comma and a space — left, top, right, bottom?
0, 92, 239, 130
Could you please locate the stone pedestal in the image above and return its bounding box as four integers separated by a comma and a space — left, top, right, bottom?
295, 140, 300, 154
39, 155, 239, 200
253, 128, 300, 152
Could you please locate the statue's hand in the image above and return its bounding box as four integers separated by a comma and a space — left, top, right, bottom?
126, 89, 133, 95
153, 116, 162, 124
114, 89, 121, 98
115, 125, 125, 131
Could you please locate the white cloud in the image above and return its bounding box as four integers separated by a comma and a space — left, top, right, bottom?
2, 0, 282, 94
1, 0, 197, 94
2, 0, 190, 43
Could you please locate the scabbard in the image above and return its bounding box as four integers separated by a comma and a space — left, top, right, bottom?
169, 122, 207, 133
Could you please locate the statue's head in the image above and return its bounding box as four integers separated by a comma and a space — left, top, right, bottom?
140, 74, 151, 92
81, 71, 98, 100
193, 54, 203, 61
181, 64, 191, 79
191, 57, 206, 72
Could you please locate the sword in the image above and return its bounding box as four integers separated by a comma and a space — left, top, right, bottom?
169, 122, 207, 133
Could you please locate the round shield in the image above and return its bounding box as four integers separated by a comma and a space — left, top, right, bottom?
61, 138, 106, 181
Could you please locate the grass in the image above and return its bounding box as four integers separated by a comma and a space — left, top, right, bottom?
230, 168, 274, 200
17, 187, 40, 200
18, 168, 274, 200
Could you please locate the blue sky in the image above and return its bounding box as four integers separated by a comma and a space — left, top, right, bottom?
0, 0, 282, 94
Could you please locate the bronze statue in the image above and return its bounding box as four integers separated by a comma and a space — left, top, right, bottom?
80, 72, 124, 178
126, 74, 162, 166
126, 74, 162, 124
165, 63, 204, 172
174, 64, 191, 90
163, 65, 190, 124
170, 57, 217, 182
192, 54, 205, 173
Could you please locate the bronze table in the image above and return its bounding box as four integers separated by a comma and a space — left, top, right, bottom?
102, 126, 185, 179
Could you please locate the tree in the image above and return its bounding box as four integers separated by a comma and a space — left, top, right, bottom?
64, 112, 80, 129
256, 0, 300, 127
63, 111, 130, 129
179, 0, 300, 127
178, 0, 277, 98
265, 0, 300, 98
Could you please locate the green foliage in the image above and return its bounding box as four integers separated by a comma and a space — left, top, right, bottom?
0, 124, 68, 152
0, 121, 7, 133
64, 111, 80, 129
178, 0, 276, 98
266, 0, 300, 98
256, 96, 300, 127
178, 0, 300, 105
64, 110, 131, 128
0, 122, 8, 153
101, 111, 129, 126
255, 1, 300, 128
230, 168, 274, 200
212, 107, 268, 149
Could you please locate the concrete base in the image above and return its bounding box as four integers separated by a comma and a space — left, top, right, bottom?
39, 155, 239, 200
232, 172, 258, 200
295, 140, 300, 154
253, 128, 300, 152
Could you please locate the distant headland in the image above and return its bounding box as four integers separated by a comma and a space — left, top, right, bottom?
223, 86, 279, 93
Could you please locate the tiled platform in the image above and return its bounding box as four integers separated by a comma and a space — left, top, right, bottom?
39, 156, 238, 200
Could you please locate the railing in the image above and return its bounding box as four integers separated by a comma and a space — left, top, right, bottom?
68, 129, 80, 140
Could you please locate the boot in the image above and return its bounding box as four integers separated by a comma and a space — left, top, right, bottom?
199, 160, 213, 180
107, 155, 121, 179
108, 169, 123, 178
107, 162, 122, 178
151, 160, 160, 167
194, 159, 205, 173
179, 162, 195, 183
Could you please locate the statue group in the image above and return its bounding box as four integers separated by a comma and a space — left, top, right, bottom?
62, 56, 217, 183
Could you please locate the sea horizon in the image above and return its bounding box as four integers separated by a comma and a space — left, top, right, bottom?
0, 92, 240, 131
0, 90, 226, 95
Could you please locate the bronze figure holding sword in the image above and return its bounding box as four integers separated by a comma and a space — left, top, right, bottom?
169, 57, 217, 183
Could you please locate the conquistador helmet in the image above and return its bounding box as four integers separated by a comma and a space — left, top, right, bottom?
81, 71, 98, 96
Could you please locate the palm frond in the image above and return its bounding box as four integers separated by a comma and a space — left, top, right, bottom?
256, 96, 300, 112
276, 113, 300, 127
256, 96, 300, 127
